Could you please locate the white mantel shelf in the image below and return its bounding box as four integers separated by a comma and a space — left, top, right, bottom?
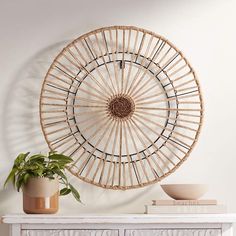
3, 213, 236, 224
3, 214, 236, 236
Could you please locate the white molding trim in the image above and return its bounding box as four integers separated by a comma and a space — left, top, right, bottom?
3, 214, 236, 236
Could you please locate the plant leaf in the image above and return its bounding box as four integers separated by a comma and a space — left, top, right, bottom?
4, 168, 17, 188
69, 184, 81, 203
49, 150, 57, 156
16, 175, 25, 192
49, 154, 73, 163
14, 152, 30, 167
29, 154, 45, 163
53, 169, 66, 179
60, 188, 71, 196
23, 173, 30, 184
34, 168, 43, 176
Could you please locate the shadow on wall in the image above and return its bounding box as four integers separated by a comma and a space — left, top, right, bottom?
1, 41, 70, 158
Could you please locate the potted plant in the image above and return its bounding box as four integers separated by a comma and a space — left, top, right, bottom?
4, 151, 81, 214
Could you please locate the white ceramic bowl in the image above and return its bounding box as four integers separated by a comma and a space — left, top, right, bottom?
161, 184, 208, 200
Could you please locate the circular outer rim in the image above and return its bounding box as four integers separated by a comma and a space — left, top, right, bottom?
39, 25, 204, 190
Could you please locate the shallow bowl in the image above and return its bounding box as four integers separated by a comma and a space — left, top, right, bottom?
161, 184, 208, 200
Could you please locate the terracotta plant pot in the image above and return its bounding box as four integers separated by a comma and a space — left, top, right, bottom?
23, 177, 59, 214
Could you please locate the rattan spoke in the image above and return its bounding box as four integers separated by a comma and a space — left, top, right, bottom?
130, 117, 174, 171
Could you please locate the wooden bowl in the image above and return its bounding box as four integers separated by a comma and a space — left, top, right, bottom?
161, 184, 208, 200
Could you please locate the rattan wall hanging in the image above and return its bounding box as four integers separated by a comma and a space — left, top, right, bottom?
40, 26, 203, 190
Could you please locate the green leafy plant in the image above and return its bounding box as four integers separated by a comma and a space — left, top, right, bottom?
4, 152, 81, 202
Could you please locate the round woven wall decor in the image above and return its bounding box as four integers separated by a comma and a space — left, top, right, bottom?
40, 26, 203, 190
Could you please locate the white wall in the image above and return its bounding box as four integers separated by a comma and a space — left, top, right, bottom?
1, 0, 236, 234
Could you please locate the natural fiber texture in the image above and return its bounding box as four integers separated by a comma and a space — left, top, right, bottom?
40, 26, 203, 190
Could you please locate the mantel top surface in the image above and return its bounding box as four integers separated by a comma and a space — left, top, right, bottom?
2, 213, 236, 224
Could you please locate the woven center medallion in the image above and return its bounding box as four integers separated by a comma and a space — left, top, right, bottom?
108, 96, 134, 119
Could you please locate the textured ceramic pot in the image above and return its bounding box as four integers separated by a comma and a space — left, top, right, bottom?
23, 177, 59, 214
161, 184, 208, 200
